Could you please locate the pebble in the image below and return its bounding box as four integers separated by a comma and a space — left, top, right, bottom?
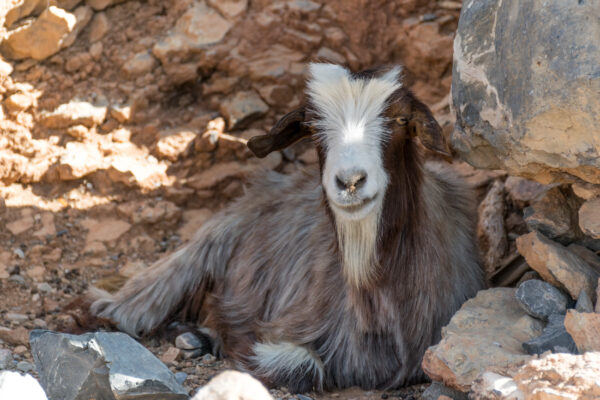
8, 275, 26, 286
175, 332, 204, 350
13, 248, 25, 259
16, 361, 34, 373
0, 349, 12, 370
515, 279, 569, 321
5, 313, 29, 323
37, 283, 53, 294
174, 372, 187, 385
13, 346, 27, 355
522, 314, 577, 355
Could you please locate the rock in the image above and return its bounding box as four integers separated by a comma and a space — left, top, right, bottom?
422, 288, 544, 391
40, 99, 107, 128
421, 382, 467, 400
153, 129, 196, 161
564, 310, 600, 353
516, 231, 599, 301
122, 51, 157, 78
246, 45, 305, 82
88, 11, 109, 42
177, 209, 213, 241
0, 371, 47, 400
54, 141, 103, 180
451, 0, 600, 185
17, 361, 35, 373
0, 326, 29, 346
1, 6, 76, 60
576, 290, 594, 313
220, 91, 269, 130
160, 346, 181, 365
60, 5, 93, 49
85, 0, 127, 11
477, 180, 507, 273
315, 47, 346, 64
186, 161, 244, 190
579, 197, 600, 239
504, 176, 548, 206
174, 372, 187, 385
522, 314, 577, 355
515, 279, 569, 321
513, 352, 600, 399
110, 104, 131, 123
30, 330, 187, 400
191, 370, 273, 400
7, 215, 34, 235
207, 0, 247, 18
5, 92, 34, 113
117, 200, 181, 225
573, 183, 600, 201
469, 372, 523, 400
175, 332, 206, 350
0, 349, 12, 370
567, 244, 600, 274
81, 218, 131, 243
523, 186, 582, 245
6, 313, 29, 323
153, 2, 231, 64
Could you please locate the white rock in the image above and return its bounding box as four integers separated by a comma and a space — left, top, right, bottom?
192, 370, 272, 400
0, 371, 47, 400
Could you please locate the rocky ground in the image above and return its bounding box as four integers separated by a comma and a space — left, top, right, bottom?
1, 0, 599, 399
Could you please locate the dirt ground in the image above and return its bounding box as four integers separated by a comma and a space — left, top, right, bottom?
0, 0, 521, 398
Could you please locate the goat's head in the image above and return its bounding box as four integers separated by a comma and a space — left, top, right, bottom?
248, 63, 449, 286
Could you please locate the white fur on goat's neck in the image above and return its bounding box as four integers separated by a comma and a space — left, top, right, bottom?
306, 63, 402, 287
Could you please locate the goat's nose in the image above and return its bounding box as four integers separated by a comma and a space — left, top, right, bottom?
335, 169, 368, 192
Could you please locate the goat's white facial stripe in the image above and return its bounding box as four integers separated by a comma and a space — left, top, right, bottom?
306, 63, 402, 286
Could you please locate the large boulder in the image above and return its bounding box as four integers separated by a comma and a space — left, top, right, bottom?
451, 0, 600, 185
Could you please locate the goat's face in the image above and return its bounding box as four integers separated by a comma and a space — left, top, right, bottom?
248, 63, 450, 222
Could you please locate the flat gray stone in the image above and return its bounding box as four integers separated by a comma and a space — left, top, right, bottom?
522, 314, 577, 355
30, 330, 187, 400
175, 332, 204, 350
0, 349, 12, 370
516, 279, 569, 321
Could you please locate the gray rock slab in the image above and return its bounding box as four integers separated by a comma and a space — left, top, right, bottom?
575, 290, 594, 313
515, 279, 569, 321
0, 370, 47, 400
451, 0, 600, 185
30, 330, 187, 400
522, 314, 577, 355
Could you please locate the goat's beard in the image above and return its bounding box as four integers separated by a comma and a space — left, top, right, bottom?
335, 207, 381, 288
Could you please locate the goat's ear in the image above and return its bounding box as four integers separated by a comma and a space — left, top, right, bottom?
409, 95, 451, 158
247, 107, 311, 158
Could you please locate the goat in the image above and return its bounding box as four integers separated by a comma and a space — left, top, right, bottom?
90, 63, 485, 392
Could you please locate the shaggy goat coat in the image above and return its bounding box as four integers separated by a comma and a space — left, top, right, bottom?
91, 64, 485, 392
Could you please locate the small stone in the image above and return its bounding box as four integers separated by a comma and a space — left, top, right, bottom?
575, 290, 594, 313
4, 93, 34, 113
174, 372, 187, 385
110, 104, 131, 123
88, 11, 109, 42
421, 382, 467, 400
65, 125, 88, 140
175, 332, 208, 351
153, 129, 196, 161
40, 100, 107, 129
0, 327, 29, 346
523, 186, 581, 245
191, 370, 272, 400
579, 197, 600, 239
219, 91, 269, 130
81, 218, 131, 243
160, 346, 181, 365
469, 372, 523, 400
0, 371, 47, 400
122, 51, 157, 78
89, 42, 103, 60
13, 247, 26, 259
16, 361, 34, 373
516, 231, 599, 301
207, 0, 247, 18
1, 6, 76, 60
7, 216, 34, 235
5, 313, 29, 323
54, 141, 103, 180
8, 275, 26, 285
564, 309, 600, 353
515, 279, 569, 321
0, 349, 12, 370
477, 180, 507, 273
37, 283, 53, 294
522, 314, 577, 355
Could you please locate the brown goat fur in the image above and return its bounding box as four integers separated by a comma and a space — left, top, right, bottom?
89, 64, 485, 392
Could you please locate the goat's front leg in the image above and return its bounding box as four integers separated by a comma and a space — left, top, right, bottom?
249, 341, 325, 393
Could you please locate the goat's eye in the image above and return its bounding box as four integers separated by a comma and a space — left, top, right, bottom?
395, 117, 409, 126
